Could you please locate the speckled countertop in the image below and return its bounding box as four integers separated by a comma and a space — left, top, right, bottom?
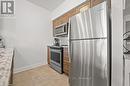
0, 48, 14, 86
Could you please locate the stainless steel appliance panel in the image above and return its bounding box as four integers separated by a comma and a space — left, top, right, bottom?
90, 1, 108, 38
69, 1, 110, 86
70, 10, 92, 40
70, 40, 93, 86
70, 39, 108, 86
70, 1, 108, 40
50, 47, 63, 73
54, 23, 68, 37
92, 39, 108, 86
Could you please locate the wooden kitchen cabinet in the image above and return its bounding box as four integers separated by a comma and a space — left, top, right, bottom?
91, 0, 103, 7
91, 0, 111, 8
47, 47, 51, 65
53, 0, 111, 29
63, 47, 70, 75
53, 1, 90, 28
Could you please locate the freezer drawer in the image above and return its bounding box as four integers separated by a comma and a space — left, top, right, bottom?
69, 39, 109, 86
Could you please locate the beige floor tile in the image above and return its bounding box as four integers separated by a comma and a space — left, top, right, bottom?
13, 65, 69, 86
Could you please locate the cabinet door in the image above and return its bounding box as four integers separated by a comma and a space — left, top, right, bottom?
91, 0, 103, 7
47, 47, 51, 65
63, 47, 70, 75
91, 0, 111, 8
53, 1, 90, 29
125, 59, 130, 86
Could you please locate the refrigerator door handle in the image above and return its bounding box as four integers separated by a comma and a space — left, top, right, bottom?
68, 19, 72, 63
68, 19, 73, 86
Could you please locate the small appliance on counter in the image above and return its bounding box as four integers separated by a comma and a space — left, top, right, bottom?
53, 38, 60, 46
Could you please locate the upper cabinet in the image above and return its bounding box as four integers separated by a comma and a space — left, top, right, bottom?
91, 0, 103, 7
53, 14, 69, 29
53, 1, 90, 28
91, 0, 111, 8
53, 0, 111, 31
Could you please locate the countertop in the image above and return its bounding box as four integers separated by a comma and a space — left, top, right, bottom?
48, 45, 68, 48
0, 48, 14, 86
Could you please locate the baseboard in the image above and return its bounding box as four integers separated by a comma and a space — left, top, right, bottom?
14, 63, 47, 74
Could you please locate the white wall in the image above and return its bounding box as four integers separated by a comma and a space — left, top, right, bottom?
111, 0, 124, 86
51, 0, 86, 20
0, 0, 53, 72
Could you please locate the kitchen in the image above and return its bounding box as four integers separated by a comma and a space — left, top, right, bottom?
0, 0, 126, 86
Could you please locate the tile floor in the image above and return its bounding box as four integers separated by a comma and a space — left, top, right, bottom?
13, 65, 69, 86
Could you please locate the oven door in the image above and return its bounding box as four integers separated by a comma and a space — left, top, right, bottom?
50, 49, 62, 67
50, 48, 63, 73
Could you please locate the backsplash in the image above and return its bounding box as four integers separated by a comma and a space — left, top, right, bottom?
55, 37, 68, 46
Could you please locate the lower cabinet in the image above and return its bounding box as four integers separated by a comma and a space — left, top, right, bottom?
63, 47, 70, 75
47, 47, 51, 65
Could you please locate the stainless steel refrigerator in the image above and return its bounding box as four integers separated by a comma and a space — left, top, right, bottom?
69, 1, 111, 86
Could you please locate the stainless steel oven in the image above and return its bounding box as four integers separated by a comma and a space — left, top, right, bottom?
50, 46, 63, 73
54, 22, 68, 37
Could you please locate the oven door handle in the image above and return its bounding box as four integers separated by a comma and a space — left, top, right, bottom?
50, 49, 61, 53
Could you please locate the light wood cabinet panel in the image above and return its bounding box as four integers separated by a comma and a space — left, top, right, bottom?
91, 0, 103, 7
91, 0, 111, 8
53, 1, 90, 28
47, 47, 51, 65
53, 0, 111, 29
63, 47, 70, 75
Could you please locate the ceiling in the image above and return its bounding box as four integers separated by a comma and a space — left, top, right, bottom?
27, 0, 65, 11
